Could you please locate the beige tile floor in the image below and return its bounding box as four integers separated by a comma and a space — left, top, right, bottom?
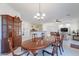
1, 38, 79, 56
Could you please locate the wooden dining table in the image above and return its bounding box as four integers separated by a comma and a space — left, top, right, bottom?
21, 38, 53, 56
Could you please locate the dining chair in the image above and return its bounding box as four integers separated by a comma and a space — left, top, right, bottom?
59, 34, 64, 52
42, 45, 54, 56
42, 32, 64, 56
42, 33, 57, 56
52, 33, 64, 55
8, 38, 29, 56
41, 33, 45, 40
42, 37, 59, 56
51, 33, 64, 55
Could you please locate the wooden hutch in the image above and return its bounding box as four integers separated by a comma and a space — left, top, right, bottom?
0, 15, 22, 53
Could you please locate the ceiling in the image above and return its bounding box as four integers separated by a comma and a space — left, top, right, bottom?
9, 3, 79, 23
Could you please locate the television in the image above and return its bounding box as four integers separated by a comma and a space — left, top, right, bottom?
61, 28, 68, 32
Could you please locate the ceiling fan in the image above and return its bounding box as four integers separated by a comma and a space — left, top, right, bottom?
55, 19, 61, 23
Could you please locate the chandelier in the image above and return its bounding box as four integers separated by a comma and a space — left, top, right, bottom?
34, 3, 46, 20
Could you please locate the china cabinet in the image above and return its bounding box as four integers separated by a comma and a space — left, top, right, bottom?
0, 15, 22, 53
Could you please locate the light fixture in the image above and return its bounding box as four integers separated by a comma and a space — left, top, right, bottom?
34, 16, 37, 18
37, 17, 41, 19
42, 13, 46, 16
34, 3, 46, 20
41, 16, 44, 19
36, 13, 40, 16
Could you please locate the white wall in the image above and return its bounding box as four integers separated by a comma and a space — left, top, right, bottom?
43, 23, 60, 36
43, 23, 59, 32
22, 21, 31, 42
0, 3, 21, 53
0, 4, 20, 17
70, 23, 78, 32
43, 21, 78, 35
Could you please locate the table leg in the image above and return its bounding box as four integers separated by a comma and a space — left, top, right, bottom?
31, 50, 38, 56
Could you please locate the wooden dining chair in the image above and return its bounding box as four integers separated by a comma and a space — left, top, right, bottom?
51, 33, 64, 55
54, 34, 62, 55
42, 38, 58, 56
42, 32, 64, 56
59, 34, 64, 52
41, 33, 45, 40
52, 33, 64, 55
8, 39, 29, 56
42, 33, 57, 56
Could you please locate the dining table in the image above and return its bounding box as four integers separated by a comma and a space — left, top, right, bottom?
21, 37, 54, 56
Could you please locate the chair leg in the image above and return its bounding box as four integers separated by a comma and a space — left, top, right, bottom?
52, 46, 56, 56
61, 46, 64, 52
53, 46, 58, 56
61, 42, 64, 52
42, 50, 44, 56
59, 46, 62, 55
56, 47, 58, 56
33, 53, 38, 56
42, 50, 53, 56
27, 52, 30, 56
60, 44, 64, 52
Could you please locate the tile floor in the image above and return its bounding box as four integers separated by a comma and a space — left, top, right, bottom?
0, 39, 79, 56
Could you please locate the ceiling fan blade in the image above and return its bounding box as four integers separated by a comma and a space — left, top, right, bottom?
56, 19, 61, 22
